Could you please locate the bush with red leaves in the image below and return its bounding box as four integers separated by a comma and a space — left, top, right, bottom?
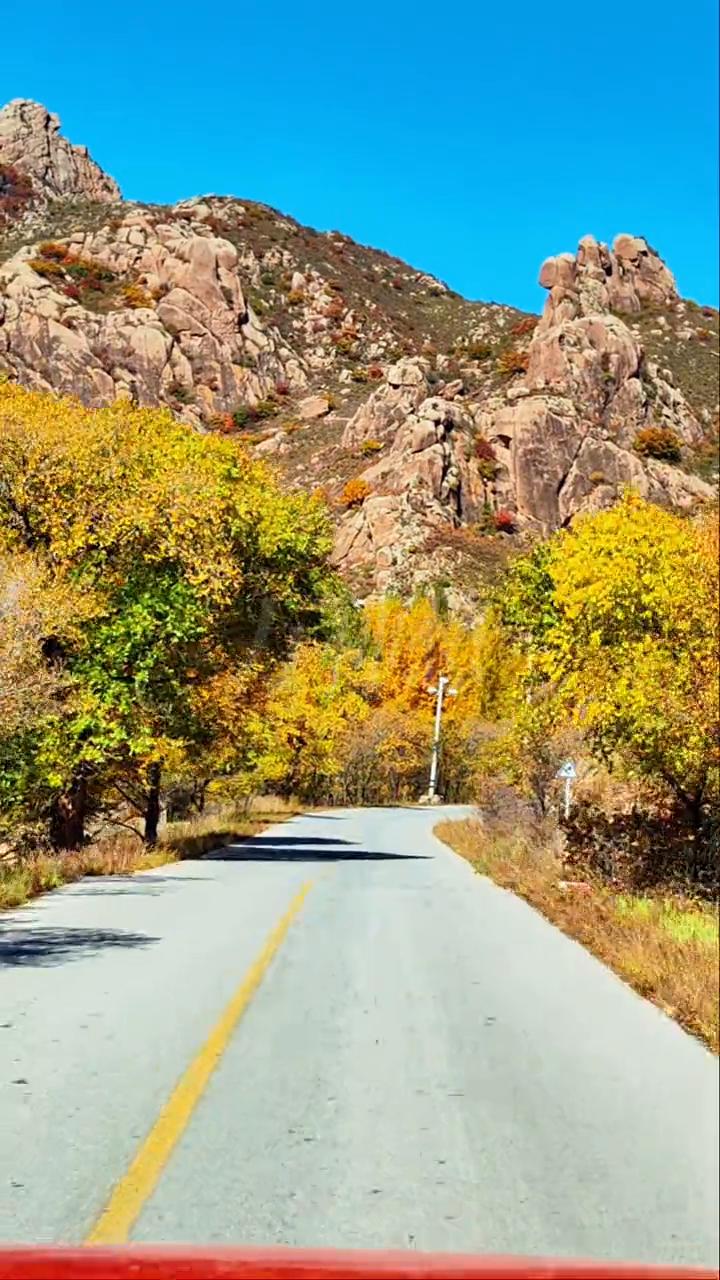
494, 508, 516, 533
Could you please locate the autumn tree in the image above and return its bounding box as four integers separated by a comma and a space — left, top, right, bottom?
251, 596, 518, 804
500, 494, 719, 833
0, 383, 331, 845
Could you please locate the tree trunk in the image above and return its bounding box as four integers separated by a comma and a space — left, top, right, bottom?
50, 768, 88, 850
144, 762, 162, 846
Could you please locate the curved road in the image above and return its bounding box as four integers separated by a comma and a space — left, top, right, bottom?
1, 807, 718, 1264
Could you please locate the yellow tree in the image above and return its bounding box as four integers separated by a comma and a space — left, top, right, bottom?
251, 643, 370, 801
0, 383, 332, 844
504, 494, 719, 830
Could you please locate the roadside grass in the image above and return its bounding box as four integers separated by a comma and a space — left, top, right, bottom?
436, 816, 720, 1053
0, 797, 297, 913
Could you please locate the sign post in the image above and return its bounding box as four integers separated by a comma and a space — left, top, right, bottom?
556, 759, 577, 819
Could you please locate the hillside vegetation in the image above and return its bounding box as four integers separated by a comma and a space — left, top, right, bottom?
2, 383, 717, 865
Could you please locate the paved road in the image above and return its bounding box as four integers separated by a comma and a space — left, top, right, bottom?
0, 808, 718, 1264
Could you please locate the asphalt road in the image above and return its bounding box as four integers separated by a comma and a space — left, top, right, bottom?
0, 807, 718, 1264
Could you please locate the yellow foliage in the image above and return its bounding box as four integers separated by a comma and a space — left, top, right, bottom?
0, 382, 332, 836
252, 597, 518, 803
524, 494, 719, 817
0, 382, 331, 609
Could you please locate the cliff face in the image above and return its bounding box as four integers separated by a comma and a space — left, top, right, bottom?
1, 99, 717, 603
474, 234, 710, 535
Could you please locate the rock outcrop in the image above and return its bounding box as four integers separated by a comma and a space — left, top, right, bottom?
0, 207, 304, 419
539, 233, 678, 322
333, 360, 489, 591
0, 99, 120, 203
474, 234, 710, 533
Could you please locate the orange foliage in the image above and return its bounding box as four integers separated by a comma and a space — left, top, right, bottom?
497, 348, 530, 376
340, 478, 372, 508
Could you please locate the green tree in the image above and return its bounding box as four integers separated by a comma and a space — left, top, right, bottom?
0, 383, 332, 845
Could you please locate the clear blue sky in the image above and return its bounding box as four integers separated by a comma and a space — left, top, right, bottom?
3, 0, 718, 311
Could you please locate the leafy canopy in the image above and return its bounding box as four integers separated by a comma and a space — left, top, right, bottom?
0, 382, 332, 819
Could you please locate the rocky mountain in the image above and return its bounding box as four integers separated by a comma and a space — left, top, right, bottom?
1, 98, 717, 604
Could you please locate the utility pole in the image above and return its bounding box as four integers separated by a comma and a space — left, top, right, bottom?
427, 675, 457, 802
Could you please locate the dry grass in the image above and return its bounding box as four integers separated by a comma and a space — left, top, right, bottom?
0, 798, 297, 913
436, 816, 719, 1053
159, 798, 297, 860
0, 835, 169, 911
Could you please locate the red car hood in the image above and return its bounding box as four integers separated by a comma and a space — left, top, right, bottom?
0, 1246, 716, 1279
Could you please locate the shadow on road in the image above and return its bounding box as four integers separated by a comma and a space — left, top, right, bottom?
63, 874, 210, 897
205, 835, 429, 862
0, 926, 159, 968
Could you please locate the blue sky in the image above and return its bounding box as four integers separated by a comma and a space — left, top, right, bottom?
2, 0, 718, 311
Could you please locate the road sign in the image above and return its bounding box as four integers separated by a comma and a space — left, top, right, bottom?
556, 760, 577, 780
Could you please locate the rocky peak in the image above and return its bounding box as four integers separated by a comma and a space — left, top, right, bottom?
0, 99, 120, 203
0, 96, 716, 606
474, 234, 710, 539
539, 234, 678, 329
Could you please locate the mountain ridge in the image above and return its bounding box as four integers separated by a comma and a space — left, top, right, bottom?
1, 98, 717, 604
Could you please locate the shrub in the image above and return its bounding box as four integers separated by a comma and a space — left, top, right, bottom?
324, 298, 345, 321
497, 348, 529, 376
88, 265, 116, 284
476, 501, 497, 535
511, 316, 539, 337
351, 369, 370, 383
65, 262, 91, 280
340, 477, 372, 508
252, 398, 279, 420
390, 277, 404, 291
633, 426, 682, 463
121, 283, 154, 309
475, 437, 498, 481
38, 241, 68, 262
589, 470, 607, 486
466, 341, 493, 361
28, 258, 65, 278
62, 283, 81, 301
232, 405, 251, 428
275, 380, 290, 397
260, 271, 275, 286
0, 163, 34, 224
360, 439, 383, 455
283, 421, 302, 434
287, 289, 305, 306
79, 276, 106, 295
367, 365, 384, 381
494, 509, 517, 534
475, 438, 496, 462
168, 382, 194, 405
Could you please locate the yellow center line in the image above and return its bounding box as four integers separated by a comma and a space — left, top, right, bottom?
85, 878, 314, 1246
